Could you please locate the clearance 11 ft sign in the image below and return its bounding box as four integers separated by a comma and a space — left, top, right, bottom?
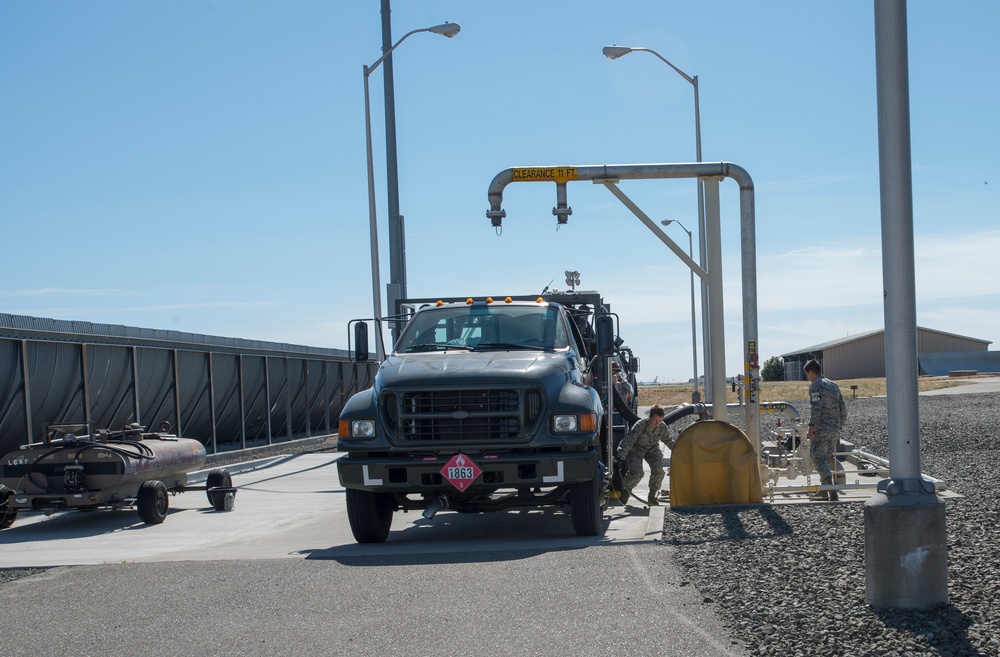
511, 167, 579, 184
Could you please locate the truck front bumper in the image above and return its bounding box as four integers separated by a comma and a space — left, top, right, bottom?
337, 450, 599, 494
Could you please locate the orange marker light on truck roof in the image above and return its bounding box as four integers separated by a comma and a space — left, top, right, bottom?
505, 297, 513, 304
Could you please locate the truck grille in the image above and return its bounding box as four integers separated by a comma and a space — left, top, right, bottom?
386, 388, 540, 445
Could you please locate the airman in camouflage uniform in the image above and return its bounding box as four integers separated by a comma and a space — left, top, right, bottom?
616, 404, 672, 506
804, 359, 848, 501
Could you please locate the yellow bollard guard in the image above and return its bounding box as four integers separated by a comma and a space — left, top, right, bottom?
669, 420, 763, 506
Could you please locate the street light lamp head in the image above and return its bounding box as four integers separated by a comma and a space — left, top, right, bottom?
602, 45, 633, 60
429, 22, 461, 38
660, 219, 674, 227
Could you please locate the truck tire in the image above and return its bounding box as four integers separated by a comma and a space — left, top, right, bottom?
137, 480, 169, 525
346, 488, 393, 543
570, 464, 605, 537
0, 485, 16, 530
206, 468, 233, 510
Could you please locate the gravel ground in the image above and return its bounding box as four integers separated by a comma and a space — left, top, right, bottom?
664, 394, 1000, 657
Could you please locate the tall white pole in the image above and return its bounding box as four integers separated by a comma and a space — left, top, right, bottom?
686, 228, 700, 403
364, 66, 386, 361
362, 23, 459, 361
865, 0, 947, 610
692, 75, 711, 403
603, 47, 709, 401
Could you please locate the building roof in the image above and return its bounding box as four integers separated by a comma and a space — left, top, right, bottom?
781, 326, 991, 358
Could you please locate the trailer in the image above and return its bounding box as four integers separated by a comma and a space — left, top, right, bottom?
0, 422, 236, 529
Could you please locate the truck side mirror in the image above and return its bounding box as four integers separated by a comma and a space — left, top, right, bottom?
354, 322, 369, 362
630, 356, 640, 374
596, 315, 615, 356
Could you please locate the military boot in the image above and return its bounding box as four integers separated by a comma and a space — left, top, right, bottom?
647, 492, 660, 506
619, 487, 632, 505
810, 477, 833, 501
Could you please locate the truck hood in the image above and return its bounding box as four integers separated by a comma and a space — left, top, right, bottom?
379, 351, 574, 387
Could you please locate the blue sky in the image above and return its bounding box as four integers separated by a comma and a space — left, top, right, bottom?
2, 1, 997, 383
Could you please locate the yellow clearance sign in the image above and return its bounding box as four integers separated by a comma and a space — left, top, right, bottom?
511, 167, 579, 183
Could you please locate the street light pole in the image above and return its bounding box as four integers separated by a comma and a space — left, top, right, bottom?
662, 219, 700, 403
603, 45, 711, 399
364, 22, 460, 361
363, 64, 386, 361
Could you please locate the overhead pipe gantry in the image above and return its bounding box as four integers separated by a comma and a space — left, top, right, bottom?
485, 161, 762, 453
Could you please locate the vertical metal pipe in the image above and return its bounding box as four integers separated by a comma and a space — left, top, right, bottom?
739, 180, 760, 454
172, 348, 183, 436
265, 355, 273, 445
704, 178, 727, 421
875, 0, 922, 486
686, 229, 700, 403
238, 354, 247, 450
20, 340, 33, 443
324, 360, 331, 435
284, 357, 292, 440
381, 0, 405, 319
131, 346, 140, 425
304, 358, 312, 438
81, 344, 92, 427
364, 65, 387, 361
207, 353, 218, 454
694, 76, 711, 404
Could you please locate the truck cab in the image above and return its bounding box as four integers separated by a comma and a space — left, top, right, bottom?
336, 292, 637, 543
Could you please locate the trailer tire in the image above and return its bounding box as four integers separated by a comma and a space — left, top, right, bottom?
570, 463, 605, 537
206, 469, 233, 510
345, 488, 393, 543
137, 480, 169, 525
0, 485, 16, 530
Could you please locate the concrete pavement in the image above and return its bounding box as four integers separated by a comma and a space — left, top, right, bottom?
0, 452, 665, 567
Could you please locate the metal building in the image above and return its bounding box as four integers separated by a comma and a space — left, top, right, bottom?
0, 314, 375, 457
781, 327, 991, 380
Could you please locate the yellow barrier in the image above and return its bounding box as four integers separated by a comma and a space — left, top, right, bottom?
669, 420, 763, 506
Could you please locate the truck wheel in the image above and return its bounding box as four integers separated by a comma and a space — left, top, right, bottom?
0, 485, 16, 530
206, 468, 233, 510
570, 464, 605, 537
345, 488, 393, 543
137, 480, 169, 525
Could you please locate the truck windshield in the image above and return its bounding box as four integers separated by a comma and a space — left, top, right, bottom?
397, 305, 569, 353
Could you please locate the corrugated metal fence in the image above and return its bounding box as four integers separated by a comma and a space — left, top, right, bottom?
0, 314, 375, 456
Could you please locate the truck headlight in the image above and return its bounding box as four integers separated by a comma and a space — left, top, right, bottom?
351, 419, 376, 438
553, 415, 578, 432
553, 412, 598, 433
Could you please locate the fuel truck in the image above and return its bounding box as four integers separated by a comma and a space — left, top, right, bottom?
336, 290, 640, 543
0, 422, 236, 528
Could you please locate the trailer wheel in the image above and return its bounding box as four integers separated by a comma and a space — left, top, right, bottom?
345, 489, 393, 543
206, 468, 233, 510
0, 485, 16, 530
137, 480, 169, 524
570, 463, 605, 537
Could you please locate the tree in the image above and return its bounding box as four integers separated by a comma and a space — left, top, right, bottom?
761, 356, 784, 382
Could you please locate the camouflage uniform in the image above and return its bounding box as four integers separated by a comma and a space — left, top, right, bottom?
808, 376, 848, 481
617, 416, 672, 496
613, 372, 634, 404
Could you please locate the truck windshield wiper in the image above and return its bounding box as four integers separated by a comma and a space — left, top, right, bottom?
404, 344, 475, 353
475, 342, 545, 351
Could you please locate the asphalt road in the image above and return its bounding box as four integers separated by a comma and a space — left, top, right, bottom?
0, 454, 747, 656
